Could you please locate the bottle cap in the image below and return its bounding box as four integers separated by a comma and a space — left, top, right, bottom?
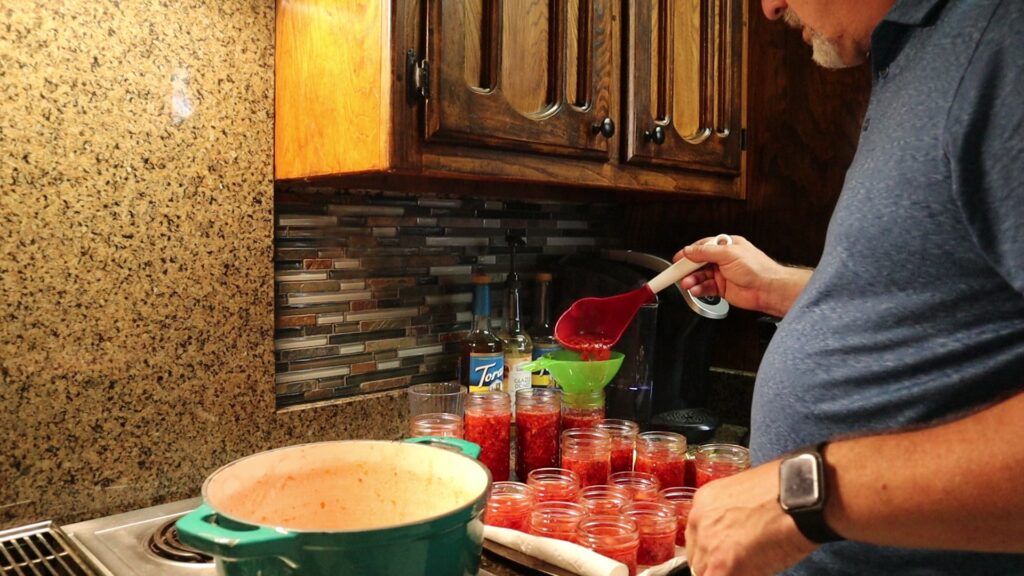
472, 274, 491, 284
536, 272, 553, 281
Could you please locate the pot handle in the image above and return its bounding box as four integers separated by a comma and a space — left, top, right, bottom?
175, 504, 298, 559
403, 436, 481, 460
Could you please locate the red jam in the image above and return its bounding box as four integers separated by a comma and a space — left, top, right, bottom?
529, 502, 588, 542
515, 406, 561, 480
659, 487, 697, 546
485, 482, 534, 532
623, 501, 678, 566
464, 410, 511, 482
695, 461, 746, 487
559, 335, 613, 361
562, 408, 604, 430
637, 529, 677, 566
635, 453, 686, 490
611, 445, 634, 474
575, 516, 640, 576
684, 452, 697, 488
561, 453, 611, 488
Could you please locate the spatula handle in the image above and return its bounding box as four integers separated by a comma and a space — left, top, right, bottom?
646, 234, 732, 295
646, 258, 705, 294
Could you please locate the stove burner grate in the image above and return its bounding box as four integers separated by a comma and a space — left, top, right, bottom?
146, 519, 214, 565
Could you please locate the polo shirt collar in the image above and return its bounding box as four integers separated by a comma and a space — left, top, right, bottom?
882, 0, 947, 27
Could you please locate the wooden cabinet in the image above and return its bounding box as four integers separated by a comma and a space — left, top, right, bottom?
624, 0, 743, 174
276, 0, 747, 198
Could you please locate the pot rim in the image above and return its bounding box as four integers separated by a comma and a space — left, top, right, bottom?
199, 439, 492, 535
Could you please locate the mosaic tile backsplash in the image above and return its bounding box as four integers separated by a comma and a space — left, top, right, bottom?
274, 188, 625, 407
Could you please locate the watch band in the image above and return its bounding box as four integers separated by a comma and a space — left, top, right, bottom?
784, 442, 845, 544
788, 500, 845, 544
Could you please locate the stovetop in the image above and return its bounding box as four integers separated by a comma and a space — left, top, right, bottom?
58, 498, 498, 576
63, 497, 215, 576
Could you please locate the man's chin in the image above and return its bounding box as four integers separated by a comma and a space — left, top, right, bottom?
811, 38, 859, 69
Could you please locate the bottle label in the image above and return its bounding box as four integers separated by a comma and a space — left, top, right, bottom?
530, 343, 562, 387
468, 352, 504, 393
506, 357, 533, 411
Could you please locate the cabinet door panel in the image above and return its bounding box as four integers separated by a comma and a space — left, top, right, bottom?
425, 0, 614, 160
625, 0, 744, 174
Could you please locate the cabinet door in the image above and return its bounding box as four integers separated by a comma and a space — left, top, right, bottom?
624, 0, 744, 174
423, 0, 615, 161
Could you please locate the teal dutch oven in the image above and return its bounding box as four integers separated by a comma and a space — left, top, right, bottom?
177, 438, 490, 576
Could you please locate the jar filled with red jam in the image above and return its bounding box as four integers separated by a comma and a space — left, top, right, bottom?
684, 445, 698, 487
622, 501, 678, 566
485, 481, 535, 532
659, 486, 697, 546
596, 419, 638, 473
695, 443, 750, 487
634, 431, 687, 489
560, 428, 612, 488
575, 515, 640, 576
464, 391, 512, 481
526, 467, 582, 503
576, 484, 632, 515
561, 389, 605, 430
609, 471, 661, 502
408, 412, 464, 439
528, 501, 588, 542
515, 388, 561, 480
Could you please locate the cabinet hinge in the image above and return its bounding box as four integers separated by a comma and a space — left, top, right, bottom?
406, 50, 430, 102
740, 128, 747, 151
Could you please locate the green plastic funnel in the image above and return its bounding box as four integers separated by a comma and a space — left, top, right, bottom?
519, 350, 624, 394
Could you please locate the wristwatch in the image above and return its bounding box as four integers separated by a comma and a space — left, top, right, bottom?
778, 442, 845, 544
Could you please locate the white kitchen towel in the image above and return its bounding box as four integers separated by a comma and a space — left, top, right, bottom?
483, 526, 689, 576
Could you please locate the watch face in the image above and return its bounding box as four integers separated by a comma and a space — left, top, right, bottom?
780, 453, 821, 510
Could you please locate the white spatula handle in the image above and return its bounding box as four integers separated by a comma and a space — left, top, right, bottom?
646, 234, 732, 295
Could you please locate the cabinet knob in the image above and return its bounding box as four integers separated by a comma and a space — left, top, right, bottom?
591, 117, 615, 138
643, 126, 666, 145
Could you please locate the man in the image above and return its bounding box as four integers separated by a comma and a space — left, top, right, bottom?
675, 0, 1024, 575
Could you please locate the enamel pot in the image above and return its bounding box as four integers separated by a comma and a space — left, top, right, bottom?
176, 439, 490, 576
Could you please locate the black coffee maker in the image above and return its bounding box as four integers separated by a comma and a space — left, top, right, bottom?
553, 250, 729, 443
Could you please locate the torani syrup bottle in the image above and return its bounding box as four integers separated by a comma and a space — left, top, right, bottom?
459, 274, 504, 393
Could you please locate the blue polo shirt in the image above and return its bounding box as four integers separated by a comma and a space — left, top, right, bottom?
751, 0, 1024, 573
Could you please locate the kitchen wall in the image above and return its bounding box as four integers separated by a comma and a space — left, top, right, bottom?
274, 187, 624, 407
0, 1, 402, 529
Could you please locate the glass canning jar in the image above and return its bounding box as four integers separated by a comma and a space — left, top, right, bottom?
560, 428, 612, 488
576, 484, 632, 515
528, 501, 588, 542
609, 471, 661, 502
561, 389, 605, 430
408, 412, 464, 439
526, 467, 582, 503
464, 391, 512, 481
575, 515, 640, 575
596, 419, 639, 474
634, 431, 687, 489
694, 443, 750, 487
515, 387, 561, 480
659, 487, 698, 546
485, 481, 535, 532
622, 501, 678, 566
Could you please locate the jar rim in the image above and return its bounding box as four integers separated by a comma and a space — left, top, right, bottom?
576, 515, 641, 548
696, 443, 750, 463
595, 419, 640, 437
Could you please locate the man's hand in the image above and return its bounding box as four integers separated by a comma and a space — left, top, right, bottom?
685, 461, 818, 576
673, 235, 811, 318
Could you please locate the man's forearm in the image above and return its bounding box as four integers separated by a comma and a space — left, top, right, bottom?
763, 266, 813, 318
823, 388, 1024, 552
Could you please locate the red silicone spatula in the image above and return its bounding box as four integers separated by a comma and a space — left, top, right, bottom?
555, 234, 733, 358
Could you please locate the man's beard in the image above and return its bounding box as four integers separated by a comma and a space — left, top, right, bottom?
783, 10, 851, 69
